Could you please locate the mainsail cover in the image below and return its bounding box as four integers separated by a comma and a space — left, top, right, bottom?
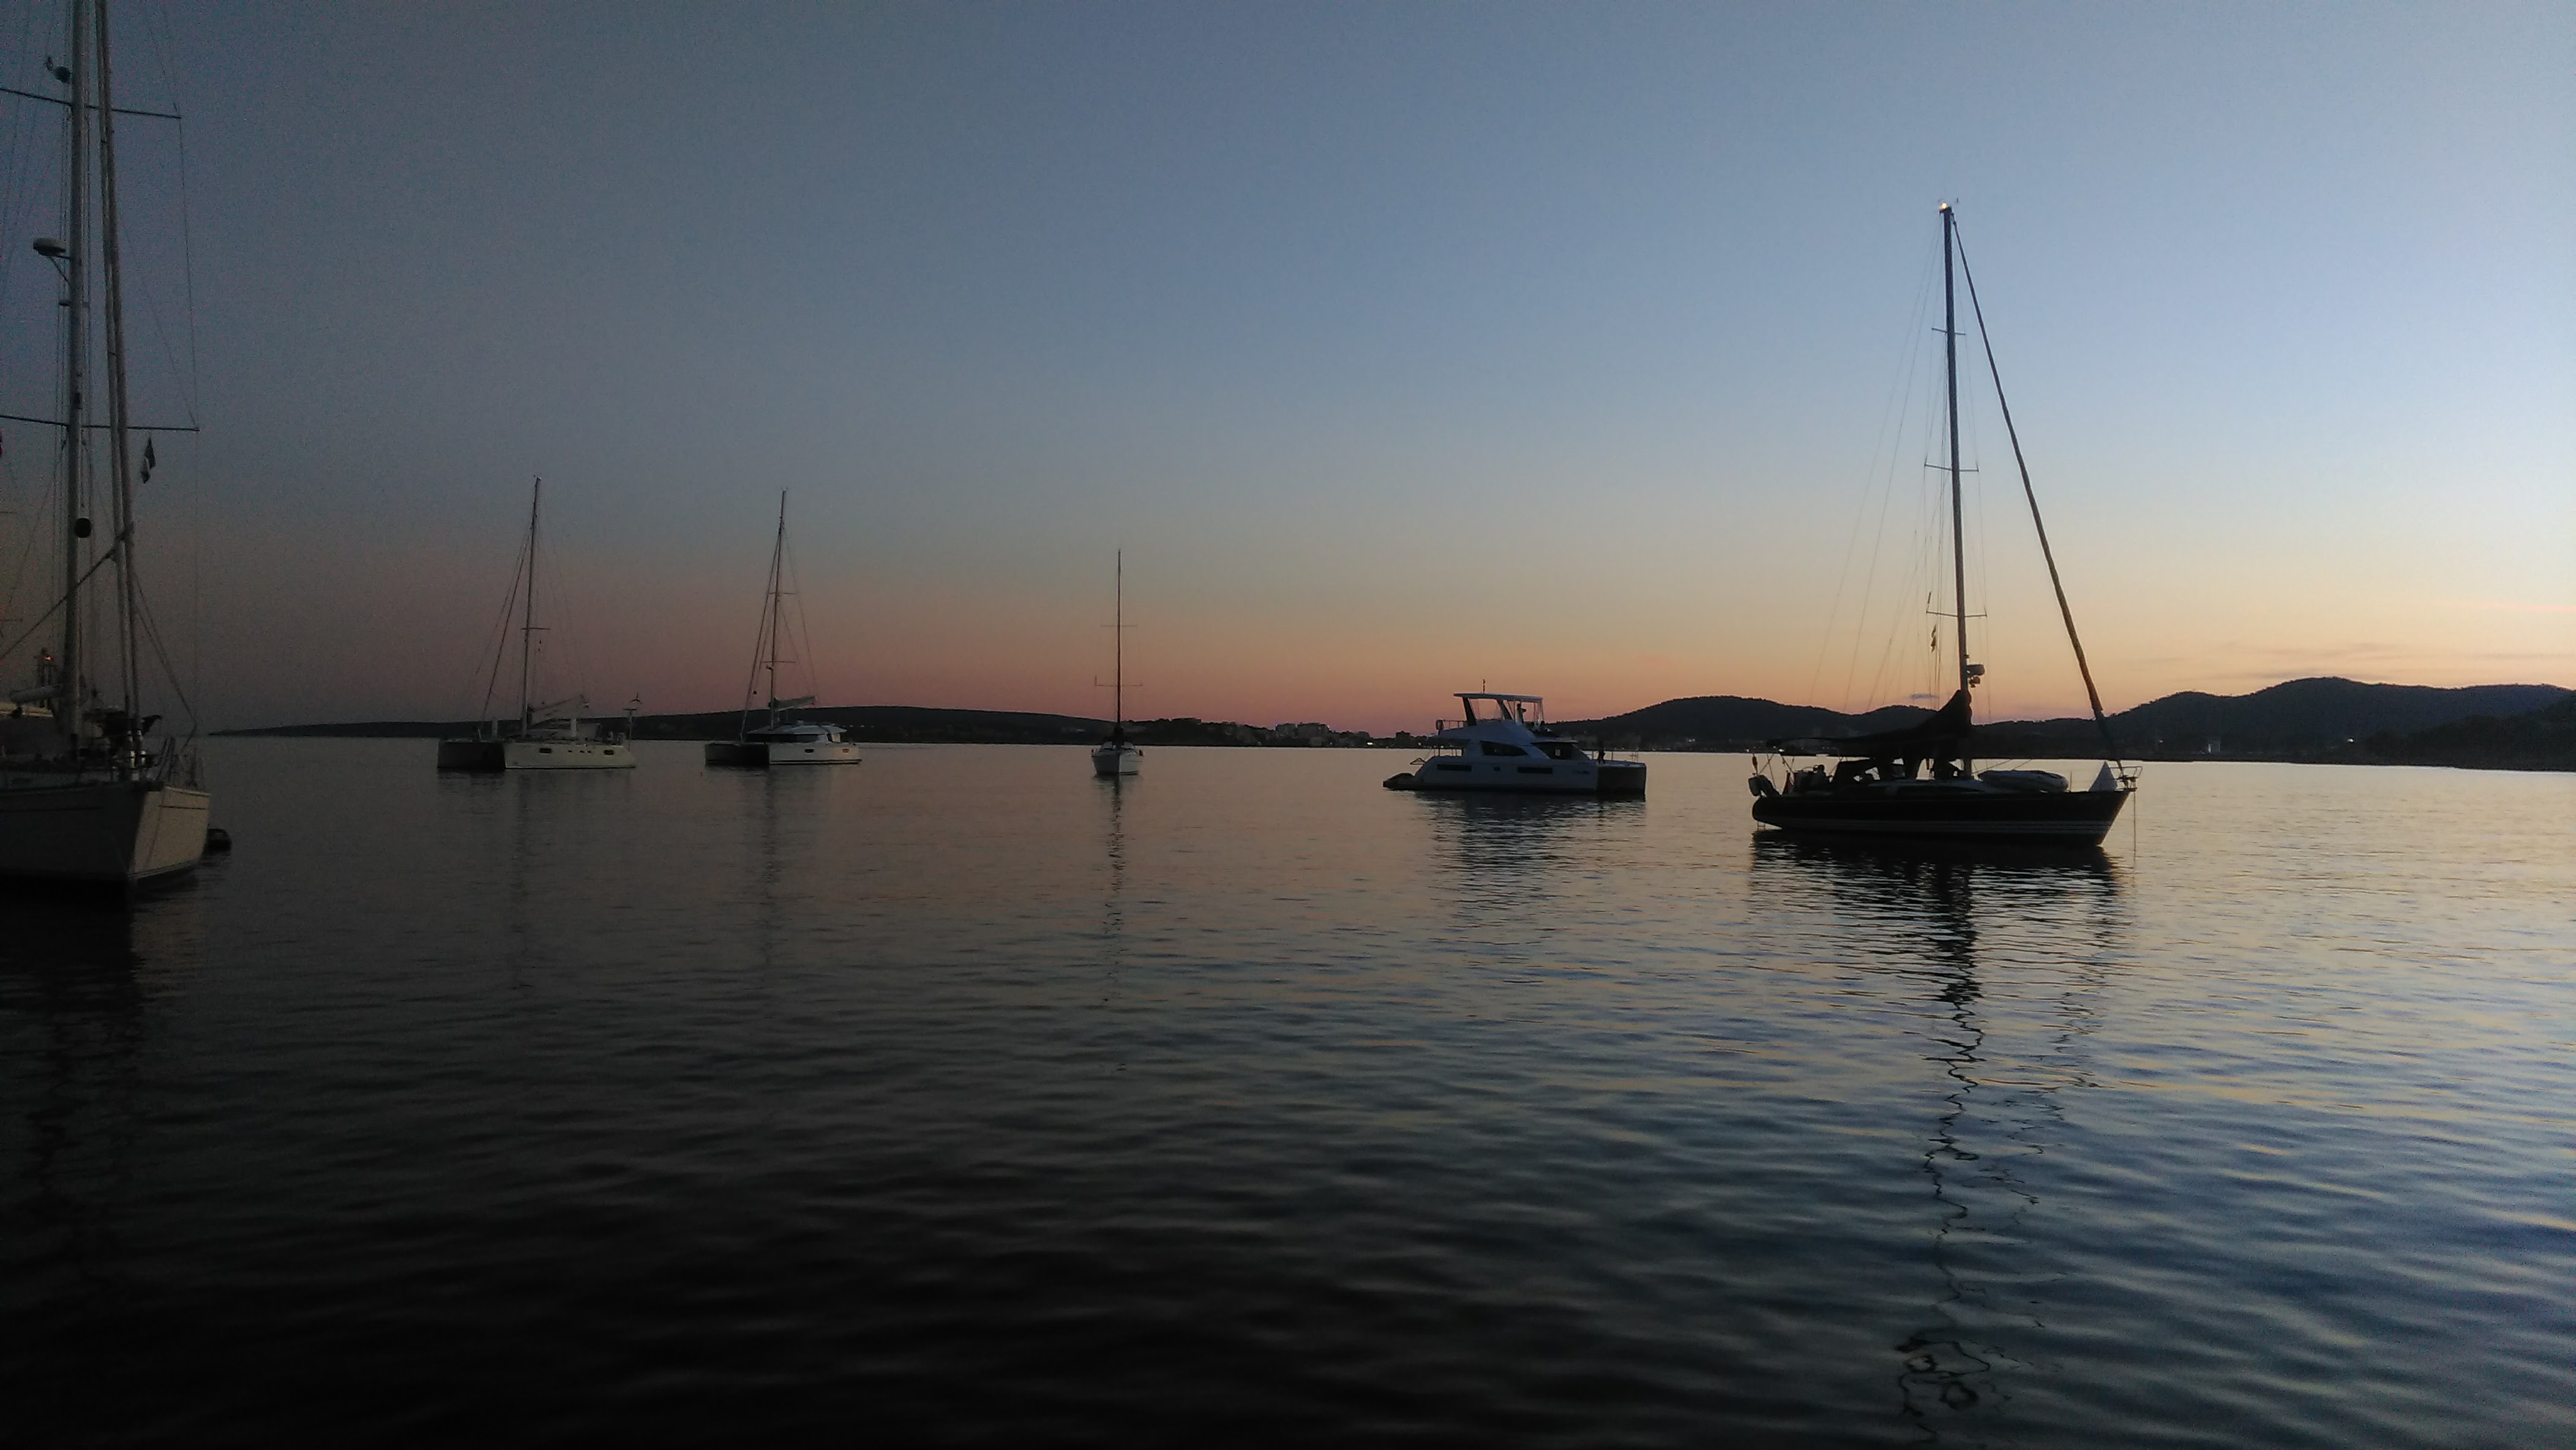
1773, 688, 1974, 758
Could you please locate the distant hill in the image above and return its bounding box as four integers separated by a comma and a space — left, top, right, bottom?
2357, 692, 2576, 772
216, 677, 2574, 766
2107, 678, 2569, 754
1562, 677, 2573, 761
1553, 694, 1932, 747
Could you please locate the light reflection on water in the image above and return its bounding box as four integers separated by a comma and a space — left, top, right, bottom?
0, 743, 2569, 1446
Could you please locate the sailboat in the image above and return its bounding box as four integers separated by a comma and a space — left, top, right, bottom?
435, 479, 635, 771
1090, 550, 1140, 778
0, 0, 210, 890
705, 492, 858, 767
1748, 204, 2134, 844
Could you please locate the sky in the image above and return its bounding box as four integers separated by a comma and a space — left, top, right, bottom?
0, 1, 2567, 732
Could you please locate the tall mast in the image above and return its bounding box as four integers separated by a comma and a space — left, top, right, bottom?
766, 490, 785, 723
518, 478, 539, 732
1112, 549, 1124, 745
58, 0, 89, 749
97, 0, 141, 724
1942, 203, 1968, 705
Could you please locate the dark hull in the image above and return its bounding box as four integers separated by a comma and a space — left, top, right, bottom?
434, 739, 504, 772
1752, 786, 2130, 845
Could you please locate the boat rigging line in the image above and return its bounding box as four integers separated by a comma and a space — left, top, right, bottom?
1949, 222, 2125, 768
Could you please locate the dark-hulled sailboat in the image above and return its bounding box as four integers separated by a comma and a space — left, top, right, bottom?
1749, 204, 2134, 845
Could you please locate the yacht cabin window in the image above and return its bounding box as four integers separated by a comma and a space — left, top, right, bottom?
1478, 742, 1529, 757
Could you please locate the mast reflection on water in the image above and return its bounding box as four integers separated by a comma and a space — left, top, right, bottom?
1748, 835, 2125, 1437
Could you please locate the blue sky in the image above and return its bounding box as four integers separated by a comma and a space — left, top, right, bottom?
2, 1, 2567, 729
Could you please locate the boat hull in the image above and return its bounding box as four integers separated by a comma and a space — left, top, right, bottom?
762, 740, 858, 766
1091, 744, 1140, 778
1392, 756, 1646, 797
437, 738, 635, 772
0, 777, 210, 887
707, 740, 861, 767
1752, 785, 2129, 844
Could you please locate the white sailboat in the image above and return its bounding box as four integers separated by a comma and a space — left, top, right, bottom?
706, 492, 858, 767
1090, 550, 1140, 778
0, 0, 209, 891
436, 479, 635, 771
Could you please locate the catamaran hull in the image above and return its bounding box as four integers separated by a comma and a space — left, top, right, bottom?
1091, 745, 1140, 778
769, 742, 859, 765
436, 739, 635, 772
0, 778, 210, 887
1752, 788, 2129, 844
706, 740, 861, 767
1391, 757, 1646, 797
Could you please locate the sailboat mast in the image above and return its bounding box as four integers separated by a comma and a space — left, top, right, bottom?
766, 491, 785, 723
58, 0, 89, 748
97, 0, 141, 723
519, 478, 539, 732
1942, 203, 1968, 704
1112, 549, 1124, 745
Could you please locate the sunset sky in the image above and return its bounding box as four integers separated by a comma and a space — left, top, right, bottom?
1, 1, 2567, 732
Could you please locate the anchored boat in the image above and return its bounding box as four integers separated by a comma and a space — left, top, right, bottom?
1384, 694, 1645, 797
1748, 204, 2132, 845
706, 493, 859, 768
0, 0, 211, 891
1089, 550, 1140, 778
437, 479, 636, 772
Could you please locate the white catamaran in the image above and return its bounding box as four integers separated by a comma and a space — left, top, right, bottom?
436, 479, 635, 772
706, 492, 858, 768
0, 0, 209, 890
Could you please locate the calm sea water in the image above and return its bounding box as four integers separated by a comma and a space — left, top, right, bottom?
4, 742, 2570, 1446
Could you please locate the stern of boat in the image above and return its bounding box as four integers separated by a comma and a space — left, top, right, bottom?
1593, 758, 1647, 797
436, 738, 506, 772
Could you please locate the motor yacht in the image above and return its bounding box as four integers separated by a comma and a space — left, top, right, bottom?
1383, 694, 1645, 796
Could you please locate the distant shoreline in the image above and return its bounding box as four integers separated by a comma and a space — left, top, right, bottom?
215, 675, 2574, 772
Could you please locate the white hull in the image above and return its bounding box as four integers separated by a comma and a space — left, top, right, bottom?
0, 777, 209, 886
504, 738, 632, 770
438, 737, 635, 771
706, 740, 861, 767
764, 740, 860, 765
1091, 743, 1141, 777
1402, 756, 1644, 795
